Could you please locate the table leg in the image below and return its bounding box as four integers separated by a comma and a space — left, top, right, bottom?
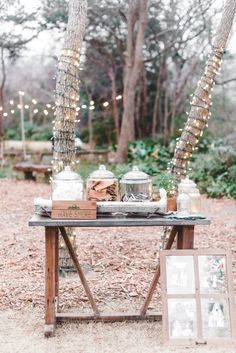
177, 225, 194, 249
140, 226, 178, 317
45, 226, 57, 337
55, 228, 59, 312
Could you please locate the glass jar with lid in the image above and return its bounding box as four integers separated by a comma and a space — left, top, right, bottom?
52, 166, 84, 200
177, 177, 201, 214
120, 166, 152, 202
177, 192, 191, 215
87, 164, 118, 201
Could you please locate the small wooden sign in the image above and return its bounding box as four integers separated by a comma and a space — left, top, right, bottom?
51, 201, 97, 219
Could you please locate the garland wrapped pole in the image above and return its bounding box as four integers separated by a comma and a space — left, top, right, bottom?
52, 0, 87, 269
170, 0, 236, 179
53, 0, 87, 173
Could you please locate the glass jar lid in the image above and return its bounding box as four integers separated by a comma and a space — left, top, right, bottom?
54, 166, 82, 181
178, 176, 196, 188
121, 166, 150, 184
89, 164, 115, 179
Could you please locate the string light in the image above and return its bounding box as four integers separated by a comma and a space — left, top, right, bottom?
2, 91, 123, 118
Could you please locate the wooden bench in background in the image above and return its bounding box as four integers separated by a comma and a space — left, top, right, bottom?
13, 153, 52, 181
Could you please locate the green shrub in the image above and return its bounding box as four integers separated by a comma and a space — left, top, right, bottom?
153, 172, 178, 197
190, 145, 236, 199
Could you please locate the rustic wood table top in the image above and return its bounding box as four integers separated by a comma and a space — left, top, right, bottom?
29, 214, 211, 227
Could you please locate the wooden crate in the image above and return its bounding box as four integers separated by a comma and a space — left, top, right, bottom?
51, 201, 97, 219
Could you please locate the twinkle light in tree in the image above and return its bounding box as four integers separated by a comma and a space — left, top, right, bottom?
52, 0, 88, 174
169, 0, 236, 180
170, 46, 225, 179
103, 101, 109, 107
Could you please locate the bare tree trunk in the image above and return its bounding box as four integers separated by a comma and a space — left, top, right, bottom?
163, 91, 169, 145
53, 0, 87, 173
87, 92, 94, 149
170, 60, 198, 136
152, 58, 162, 139
170, 0, 236, 179
0, 48, 6, 162
140, 63, 148, 136
115, 0, 147, 163
108, 67, 120, 144
135, 84, 142, 138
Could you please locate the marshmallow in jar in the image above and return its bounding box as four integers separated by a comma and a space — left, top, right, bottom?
52, 166, 83, 200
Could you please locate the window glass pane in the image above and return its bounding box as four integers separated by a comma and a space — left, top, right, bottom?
199, 256, 227, 294
201, 298, 231, 338
168, 299, 197, 339
166, 256, 195, 294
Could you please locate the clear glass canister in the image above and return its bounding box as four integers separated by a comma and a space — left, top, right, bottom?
52, 166, 84, 200
177, 192, 191, 215
178, 177, 195, 194
120, 166, 152, 202
189, 188, 201, 214
87, 165, 118, 201
177, 177, 201, 214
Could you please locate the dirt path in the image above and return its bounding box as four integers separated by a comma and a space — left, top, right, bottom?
0, 179, 236, 352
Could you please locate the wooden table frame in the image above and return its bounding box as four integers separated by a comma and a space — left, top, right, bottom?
29, 215, 210, 337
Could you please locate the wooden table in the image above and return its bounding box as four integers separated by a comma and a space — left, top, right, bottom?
29, 215, 210, 337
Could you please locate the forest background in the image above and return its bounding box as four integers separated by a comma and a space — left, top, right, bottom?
1, 0, 236, 198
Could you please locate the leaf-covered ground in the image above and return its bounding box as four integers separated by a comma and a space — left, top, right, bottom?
0, 179, 236, 353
